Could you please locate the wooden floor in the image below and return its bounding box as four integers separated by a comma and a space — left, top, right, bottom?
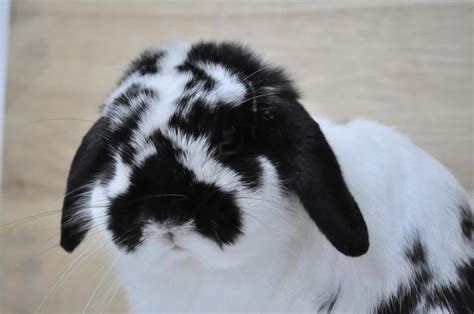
2, 0, 472, 313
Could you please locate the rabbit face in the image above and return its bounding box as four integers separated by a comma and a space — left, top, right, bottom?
60, 42, 369, 269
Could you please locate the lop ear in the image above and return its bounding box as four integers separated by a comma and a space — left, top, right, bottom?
60, 117, 109, 252
294, 117, 369, 257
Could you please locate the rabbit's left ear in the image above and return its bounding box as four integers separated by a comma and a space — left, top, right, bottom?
60, 117, 110, 252
293, 116, 369, 257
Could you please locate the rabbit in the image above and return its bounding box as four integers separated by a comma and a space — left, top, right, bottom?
60, 41, 473, 313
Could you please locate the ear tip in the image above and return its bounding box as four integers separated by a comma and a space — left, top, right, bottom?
346, 242, 370, 257
60, 239, 76, 253
60, 236, 78, 253
60, 228, 84, 253
338, 233, 370, 257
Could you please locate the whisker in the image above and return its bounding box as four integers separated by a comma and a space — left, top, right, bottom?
35, 230, 61, 251
34, 242, 62, 257
241, 66, 269, 83
134, 193, 189, 202
246, 211, 297, 241
52, 128, 89, 137
0, 225, 59, 239
239, 91, 279, 104
0, 210, 61, 228
25, 117, 96, 126
34, 236, 108, 313
39, 227, 110, 259
97, 278, 120, 313
32, 227, 61, 232
103, 282, 121, 313
234, 196, 286, 209
82, 256, 120, 313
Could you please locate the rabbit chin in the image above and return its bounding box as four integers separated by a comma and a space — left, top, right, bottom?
115, 231, 251, 271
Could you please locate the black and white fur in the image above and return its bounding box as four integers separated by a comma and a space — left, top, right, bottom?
60, 42, 473, 313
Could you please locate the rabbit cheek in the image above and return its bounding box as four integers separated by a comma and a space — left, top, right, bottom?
190, 182, 242, 248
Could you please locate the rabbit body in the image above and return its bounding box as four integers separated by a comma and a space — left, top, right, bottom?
60, 42, 473, 313
114, 118, 473, 313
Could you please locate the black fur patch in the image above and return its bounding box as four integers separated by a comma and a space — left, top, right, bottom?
376, 270, 432, 313
376, 239, 473, 313
376, 239, 432, 313
107, 130, 243, 252
460, 205, 473, 241
184, 42, 299, 101
406, 238, 427, 266
318, 289, 340, 313
176, 61, 216, 92
104, 84, 159, 165
427, 258, 474, 313
110, 104, 148, 165
169, 99, 262, 190
113, 83, 157, 107
121, 49, 165, 81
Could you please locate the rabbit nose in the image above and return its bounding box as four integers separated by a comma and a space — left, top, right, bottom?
164, 231, 174, 242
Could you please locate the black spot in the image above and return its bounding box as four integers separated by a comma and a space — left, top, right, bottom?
104, 84, 159, 165
169, 99, 263, 190
406, 238, 427, 266
460, 205, 473, 241
318, 289, 339, 313
376, 238, 432, 313
169, 98, 219, 138
108, 103, 148, 164
375, 270, 431, 314
113, 83, 157, 107
184, 42, 299, 101
120, 49, 165, 81
176, 61, 216, 92
426, 258, 474, 313
191, 182, 243, 247
376, 239, 473, 313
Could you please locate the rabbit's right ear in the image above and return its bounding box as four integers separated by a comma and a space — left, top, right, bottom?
295, 119, 369, 257
60, 117, 110, 253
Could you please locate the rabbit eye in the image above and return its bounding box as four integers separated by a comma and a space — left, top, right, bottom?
219, 125, 243, 157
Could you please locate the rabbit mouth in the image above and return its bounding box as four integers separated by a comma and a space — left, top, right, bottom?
167, 243, 191, 260
170, 244, 184, 251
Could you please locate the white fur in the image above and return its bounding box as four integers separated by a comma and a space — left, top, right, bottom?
84, 115, 472, 313
106, 155, 132, 198
104, 42, 191, 133
196, 62, 247, 106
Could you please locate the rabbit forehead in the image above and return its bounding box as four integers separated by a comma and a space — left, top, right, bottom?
103, 43, 248, 134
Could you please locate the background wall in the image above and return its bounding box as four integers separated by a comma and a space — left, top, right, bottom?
0, 0, 10, 194
2, 0, 472, 313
